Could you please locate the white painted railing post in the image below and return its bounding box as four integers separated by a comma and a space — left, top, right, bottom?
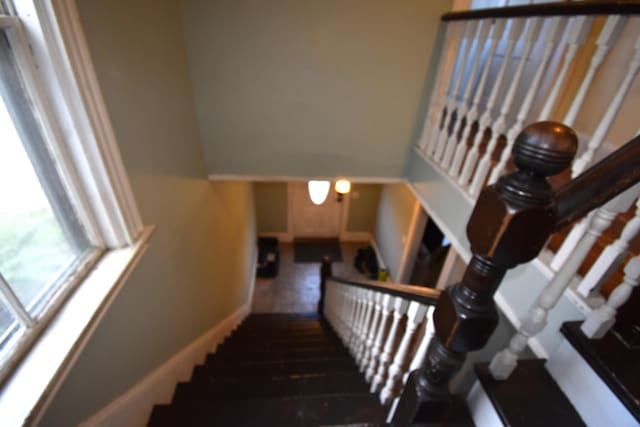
450, 19, 507, 179
425, 23, 465, 156
458, 18, 525, 187
581, 256, 640, 339
576, 186, 640, 298
361, 292, 383, 372
537, 16, 592, 120
441, 20, 491, 170
434, 21, 479, 162
371, 297, 409, 393
469, 17, 542, 197
380, 301, 427, 404
489, 187, 639, 379
348, 288, 366, 356
488, 17, 564, 185
366, 294, 393, 382
356, 290, 375, 364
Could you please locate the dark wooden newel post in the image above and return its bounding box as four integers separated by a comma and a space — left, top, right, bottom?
319, 256, 333, 315
392, 122, 578, 425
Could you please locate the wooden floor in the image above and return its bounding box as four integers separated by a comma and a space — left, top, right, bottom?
252, 241, 369, 313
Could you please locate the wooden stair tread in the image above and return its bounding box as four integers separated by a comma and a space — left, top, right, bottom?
148, 393, 386, 427
475, 360, 586, 427
561, 321, 640, 422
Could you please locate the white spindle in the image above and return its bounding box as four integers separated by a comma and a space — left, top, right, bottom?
489, 186, 639, 379
441, 20, 491, 170
571, 31, 640, 175
418, 25, 455, 152
349, 288, 367, 355
564, 16, 626, 126
577, 185, 640, 297
425, 23, 466, 156
450, 19, 507, 179
581, 256, 640, 339
366, 294, 393, 382
380, 301, 427, 404
371, 297, 409, 393
538, 16, 592, 120
434, 21, 479, 162
458, 19, 526, 187
361, 292, 383, 372
489, 17, 564, 184
356, 290, 375, 364
469, 17, 542, 197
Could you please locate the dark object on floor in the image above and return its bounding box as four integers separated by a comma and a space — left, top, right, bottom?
148, 313, 387, 426
354, 245, 379, 279
256, 237, 279, 277
294, 238, 343, 263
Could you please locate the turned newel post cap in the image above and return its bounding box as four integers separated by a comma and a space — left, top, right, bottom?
513, 121, 578, 177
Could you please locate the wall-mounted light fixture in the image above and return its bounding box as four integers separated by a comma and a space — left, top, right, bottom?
335, 179, 351, 202
308, 180, 331, 205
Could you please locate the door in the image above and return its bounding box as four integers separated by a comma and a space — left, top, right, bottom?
291, 182, 343, 238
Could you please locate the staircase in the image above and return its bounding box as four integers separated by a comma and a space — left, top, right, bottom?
147, 313, 388, 426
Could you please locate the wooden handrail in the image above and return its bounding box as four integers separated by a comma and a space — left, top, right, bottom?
327, 276, 441, 306
442, 0, 640, 22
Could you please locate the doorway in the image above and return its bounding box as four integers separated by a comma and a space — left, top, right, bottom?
290, 182, 343, 238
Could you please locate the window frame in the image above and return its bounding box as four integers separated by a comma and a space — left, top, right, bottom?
0, 0, 149, 424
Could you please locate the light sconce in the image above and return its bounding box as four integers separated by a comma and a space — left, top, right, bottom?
335, 179, 351, 202
308, 180, 331, 205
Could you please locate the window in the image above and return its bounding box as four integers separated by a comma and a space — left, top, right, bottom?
0, 0, 144, 392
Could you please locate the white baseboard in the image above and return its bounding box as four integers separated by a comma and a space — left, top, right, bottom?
340, 231, 373, 243
79, 301, 251, 427
466, 381, 504, 427
368, 236, 389, 279
258, 232, 292, 243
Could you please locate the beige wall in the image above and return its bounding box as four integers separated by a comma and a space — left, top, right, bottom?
374, 184, 417, 279
183, 0, 452, 178
254, 182, 288, 233
347, 184, 382, 232
40, 1, 256, 425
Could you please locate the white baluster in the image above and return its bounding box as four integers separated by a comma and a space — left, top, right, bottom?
451, 19, 507, 179
418, 24, 455, 152
469, 17, 543, 197
489, 186, 639, 379
366, 294, 393, 382
538, 16, 592, 120
459, 19, 526, 187
425, 23, 466, 156
361, 292, 383, 372
371, 297, 409, 393
577, 185, 640, 297
348, 288, 366, 355
344, 287, 358, 344
549, 17, 628, 272
380, 301, 427, 404
442, 20, 491, 170
581, 256, 640, 339
571, 32, 640, 175
356, 290, 375, 364
564, 15, 626, 126
434, 21, 479, 162
489, 17, 565, 184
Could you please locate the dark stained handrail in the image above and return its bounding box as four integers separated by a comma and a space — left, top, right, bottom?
327, 276, 441, 306
442, 0, 640, 21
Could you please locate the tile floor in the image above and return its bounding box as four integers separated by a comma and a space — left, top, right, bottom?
252, 241, 369, 313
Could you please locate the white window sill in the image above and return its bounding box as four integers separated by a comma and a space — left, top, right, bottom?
0, 225, 155, 427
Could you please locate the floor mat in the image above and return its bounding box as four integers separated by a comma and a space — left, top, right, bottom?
294, 239, 343, 263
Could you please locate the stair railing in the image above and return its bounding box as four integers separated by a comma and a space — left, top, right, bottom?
417, 2, 640, 311
322, 275, 439, 414
393, 121, 640, 425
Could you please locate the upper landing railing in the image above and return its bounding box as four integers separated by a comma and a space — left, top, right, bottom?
415, 0, 640, 384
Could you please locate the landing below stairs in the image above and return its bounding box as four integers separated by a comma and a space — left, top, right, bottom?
148, 313, 388, 426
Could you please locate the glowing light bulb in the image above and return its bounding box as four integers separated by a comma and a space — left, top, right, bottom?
308, 180, 330, 205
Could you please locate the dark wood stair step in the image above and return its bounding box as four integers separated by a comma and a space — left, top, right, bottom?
561, 321, 640, 422
148, 393, 387, 427
192, 357, 359, 379
475, 359, 586, 427
206, 347, 350, 363
172, 372, 369, 402
216, 340, 343, 355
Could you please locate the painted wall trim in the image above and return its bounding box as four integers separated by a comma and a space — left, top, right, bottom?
369, 235, 389, 280
208, 174, 405, 184
258, 232, 293, 243
78, 300, 251, 426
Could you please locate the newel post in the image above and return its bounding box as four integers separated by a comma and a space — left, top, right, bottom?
392, 122, 578, 425
319, 256, 333, 315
